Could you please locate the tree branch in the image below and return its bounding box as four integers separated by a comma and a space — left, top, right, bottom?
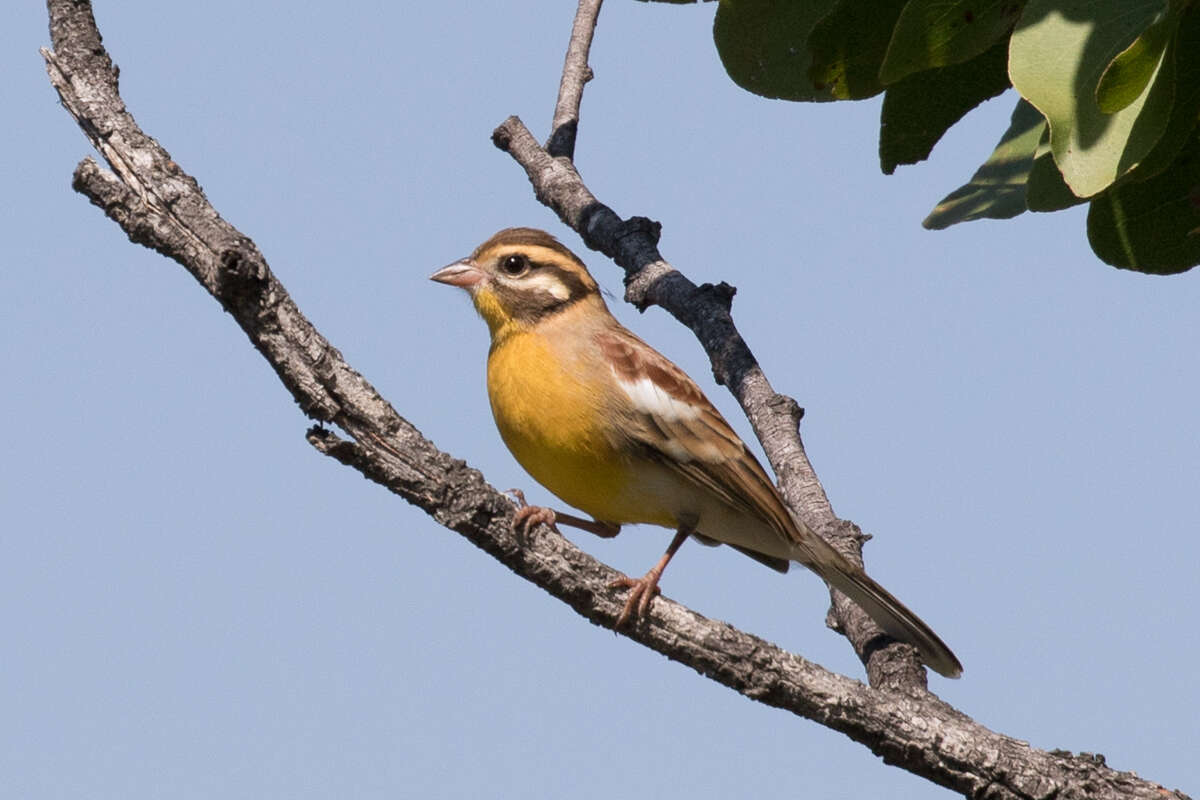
547, 0, 603, 159
40, 1, 1188, 798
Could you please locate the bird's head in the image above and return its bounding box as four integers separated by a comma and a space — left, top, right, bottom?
431, 228, 604, 342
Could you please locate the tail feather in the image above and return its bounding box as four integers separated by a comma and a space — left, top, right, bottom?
816, 562, 963, 679
793, 531, 963, 679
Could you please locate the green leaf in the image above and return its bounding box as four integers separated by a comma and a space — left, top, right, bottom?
1122, 3, 1200, 183
808, 0, 910, 100
924, 97, 1045, 228
1009, 0, 1176, 198
880, 0, 1026, 85
880, 36, 1011, 173
1026, 132, 1086, 211
1095, 5, 1177, 113
713, 0, 841, 101
1087, 130, 1200, 273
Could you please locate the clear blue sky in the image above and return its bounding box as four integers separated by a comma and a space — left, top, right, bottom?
5, 2, 1197, 798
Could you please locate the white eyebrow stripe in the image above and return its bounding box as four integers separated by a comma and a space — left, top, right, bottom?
512, 270, 571, 300
615, 374, 700, 422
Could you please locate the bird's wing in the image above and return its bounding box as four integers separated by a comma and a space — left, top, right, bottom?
596, 327, 796, 566
596, 327, 964, 678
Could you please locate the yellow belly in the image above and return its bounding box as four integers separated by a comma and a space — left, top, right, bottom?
486, 332, 674, 527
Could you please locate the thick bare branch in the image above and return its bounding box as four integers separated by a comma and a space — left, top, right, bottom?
40, 2, 1188, 799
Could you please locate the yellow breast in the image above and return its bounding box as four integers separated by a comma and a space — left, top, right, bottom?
487, 330, 674, 527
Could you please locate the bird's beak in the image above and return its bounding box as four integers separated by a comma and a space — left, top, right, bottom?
430, 259, 484, 289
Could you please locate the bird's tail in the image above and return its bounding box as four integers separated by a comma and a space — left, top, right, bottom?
797, 534, 963, 679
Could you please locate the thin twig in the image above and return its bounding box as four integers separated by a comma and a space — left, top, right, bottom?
547, 0, 604, 158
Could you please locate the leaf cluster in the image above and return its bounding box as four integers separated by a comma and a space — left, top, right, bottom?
649, 0, 1200, 274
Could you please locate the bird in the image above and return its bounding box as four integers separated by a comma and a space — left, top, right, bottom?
431, 227, 962, 678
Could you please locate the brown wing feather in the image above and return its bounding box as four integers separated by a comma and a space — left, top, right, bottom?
595, 326, 963, 677
597, 328, 797, 558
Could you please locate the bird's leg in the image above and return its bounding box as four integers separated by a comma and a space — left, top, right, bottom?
609, 527, 691, 628
508, 489, 621, 539
553, 510, 622, 538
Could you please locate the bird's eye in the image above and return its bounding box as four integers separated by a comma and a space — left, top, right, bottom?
500, 254, 529, 276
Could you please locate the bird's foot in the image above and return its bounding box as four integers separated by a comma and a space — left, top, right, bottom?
507, 489, 560, 541
607, 529, 689, 627
609, 570, 664, 628
506, 489, 621, 541
513, 504, 559, 537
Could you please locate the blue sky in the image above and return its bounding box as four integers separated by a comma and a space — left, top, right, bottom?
4, 2, 1198, 798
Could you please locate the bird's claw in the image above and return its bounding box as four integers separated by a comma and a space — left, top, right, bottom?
609, 572, 663, 628
507, 489, 559, 543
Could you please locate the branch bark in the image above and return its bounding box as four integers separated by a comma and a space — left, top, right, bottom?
547, 0, 603, 159
40, 2, 1188, 799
